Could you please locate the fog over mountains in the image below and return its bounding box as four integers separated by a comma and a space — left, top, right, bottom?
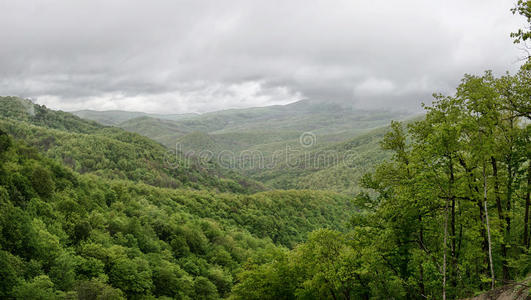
0, 0, 524, 113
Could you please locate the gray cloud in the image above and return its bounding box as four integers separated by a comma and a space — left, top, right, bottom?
0, 0, 525, 113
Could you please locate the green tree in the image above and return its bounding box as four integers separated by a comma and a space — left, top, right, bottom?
76, 278, 125, 300
12, 275, 65, 300
108, 257, 153, 296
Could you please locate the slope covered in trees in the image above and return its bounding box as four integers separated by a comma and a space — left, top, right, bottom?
249, 125, 393, 194
0, 96, 264, 194
73, 110, 198, 126
75, 100, 411, 177
232, 68, 531, 299
0, 96, 103, 133
74, 98, 414, 194
75, 99, 410, 138
0, 130, 354, 298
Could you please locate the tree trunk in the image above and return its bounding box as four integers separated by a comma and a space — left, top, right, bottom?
483, 161, 495, 289
460, 157, 490, 286
443, 194, 449, 300
506, 160, 512, 237
450, 157, 458, 293
491, 156, 509, 281
418, 215, 426, 297
525, 163, 531, 249
329, 288, 337, 300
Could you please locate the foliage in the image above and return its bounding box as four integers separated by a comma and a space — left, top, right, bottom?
0, 96, 102, 133
232, 69, 531, 299
511, 0, 531, 45
0, 131, 352, 298
0, 97, 265, 194
79, 100, 411, 194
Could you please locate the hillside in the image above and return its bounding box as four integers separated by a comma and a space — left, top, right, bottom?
0, 131, 355, 298
1, 96, 103, 133
74, 99, 412, 151
73, 110, 198, 126
250, 126, 392, 194
0, 97, 264, 194
249, 116, 424, 194
75, 99, 410, 135
118, 113, 418, 195
73, 100, 414, 193
229, 69, 531, 299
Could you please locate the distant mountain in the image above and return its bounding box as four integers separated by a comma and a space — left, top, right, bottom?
72, 99, 415, 193
74, 99, 412, 153
0, 96, 264, 193
74, 99, 412, 134
73, 109, 198, 126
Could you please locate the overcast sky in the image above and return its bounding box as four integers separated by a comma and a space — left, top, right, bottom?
0, 0, 526, 114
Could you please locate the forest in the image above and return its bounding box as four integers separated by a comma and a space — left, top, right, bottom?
0, 1, 530, 299
0, 124, 353, 299
231, 68, 530, 299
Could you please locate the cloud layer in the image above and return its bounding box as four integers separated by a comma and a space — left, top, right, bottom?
0, 0, 525, 113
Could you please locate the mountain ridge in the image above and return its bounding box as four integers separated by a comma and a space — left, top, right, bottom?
0, 96, 265, 194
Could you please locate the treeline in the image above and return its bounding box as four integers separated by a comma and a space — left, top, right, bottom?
231, 67, 530, 299
0, 131, 353, 299
0, 96, 103, 134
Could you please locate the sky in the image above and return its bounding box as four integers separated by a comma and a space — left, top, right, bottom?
0, 0, 526, 114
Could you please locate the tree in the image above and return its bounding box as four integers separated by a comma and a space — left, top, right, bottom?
76, 278, 125, 300
31, 166, 55, 198
12, 275, 65, 300
511, 1, 531, 45
0, 251, 23, 297
511, 0, 531, 66
193, 276, 219, 300
108, 257, 153, 296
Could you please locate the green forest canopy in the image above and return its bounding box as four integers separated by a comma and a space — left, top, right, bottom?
0, 130, 354, 299
0, 2, 529, 299
231, 69, 531, 299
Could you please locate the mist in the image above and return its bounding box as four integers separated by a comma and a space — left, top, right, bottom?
0, 0, 525, 113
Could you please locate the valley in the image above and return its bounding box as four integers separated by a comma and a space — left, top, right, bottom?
73, 99, 414, 194
0, 1, 529, 299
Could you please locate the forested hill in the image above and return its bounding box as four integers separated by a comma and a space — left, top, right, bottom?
73, 109, 198, 126
0, 131, 354, 298
1, 96, 103, 133
72, 99, 415, 195
74, 99, 411, 137
73, 100, 412, 160
229, 69, 531, 299
251, 115, 425, 194
0, 96, 264, 194
250, 125, 392, 194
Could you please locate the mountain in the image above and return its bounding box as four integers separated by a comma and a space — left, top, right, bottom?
0, 96, 356, 298
250, 126, 391, 194
0, 130, 354, 299
73, 99, 414, 193
249, 115, 424, 194
73, 109, 198, 126
73, 99, 412, 144
0, 97, 264, 193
